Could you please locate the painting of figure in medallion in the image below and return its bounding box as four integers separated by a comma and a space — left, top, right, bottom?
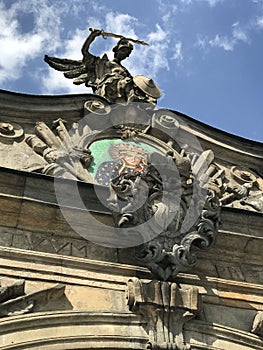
89, 139, 160, 186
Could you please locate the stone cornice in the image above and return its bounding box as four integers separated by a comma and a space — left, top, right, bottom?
0, 246, 262, 309
0, 90, 262, 283
0, 89, 95, 122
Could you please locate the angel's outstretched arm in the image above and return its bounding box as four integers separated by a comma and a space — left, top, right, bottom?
81, 29, 102, 57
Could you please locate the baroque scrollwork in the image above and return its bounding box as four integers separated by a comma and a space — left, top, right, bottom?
25, 99, 224, 280
107, 150, 192, 231
127, 151, 223, 281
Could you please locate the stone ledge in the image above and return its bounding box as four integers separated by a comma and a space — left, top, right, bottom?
0, 310, 147, 350
185, 320, 263, 350
0, 246, 262, 306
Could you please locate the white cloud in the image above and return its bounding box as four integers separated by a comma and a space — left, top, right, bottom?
147, 24, 166, 42
195, 36, 207, 49
180, 0, 224, 6
180, 0, 192, 4
0, 0, 63, 83
209, 34, 234, 51
123, 23, 170, 79
203, 0, 224, 6
61, 29, 88, 59
162, 0, 224, 9
207, 22, 249, 51
232, 23, 249, 43
0, 0, 104, 94
172, 41, 183, 62
157, 0, 178, 16
85, 17, 103, 33
256, 16, 263, 28
105, 12, 138, 39
161, 4, 178, 24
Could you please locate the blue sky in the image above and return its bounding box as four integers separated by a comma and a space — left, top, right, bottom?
0, 0, 262, 141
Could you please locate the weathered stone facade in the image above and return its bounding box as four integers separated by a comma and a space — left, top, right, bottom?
0, 89, 262, 349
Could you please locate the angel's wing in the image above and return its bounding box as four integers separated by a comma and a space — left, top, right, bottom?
44, 55, 87, 84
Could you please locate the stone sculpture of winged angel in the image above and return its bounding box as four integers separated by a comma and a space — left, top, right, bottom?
44, 28, 162, 105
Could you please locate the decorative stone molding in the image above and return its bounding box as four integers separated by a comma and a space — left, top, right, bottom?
0, 280, 65, 317
26, 118, 94, 182
0, 311, 148, 349
0, 279, 25, 304
4, 94, 262, 282
252, 311, 263, 337
126, 277, 201, 349
186, 320, 263, 350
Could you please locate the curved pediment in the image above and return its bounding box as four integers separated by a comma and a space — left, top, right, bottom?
0, 90, 262, 279
0, 90, 262, 350
0, 89, 262, 215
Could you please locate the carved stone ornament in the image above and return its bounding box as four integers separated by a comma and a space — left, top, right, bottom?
41, 25, 262, 194
44, 28, 161, 105
108, 147, 223, 280
251, 311, 263, 337
127, 277, 201, 349
220, 165, 263, 213
0, 279, 65, 317
0, 121, 24, 140
26, 118, 94, 182
26, 98, 224, 280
